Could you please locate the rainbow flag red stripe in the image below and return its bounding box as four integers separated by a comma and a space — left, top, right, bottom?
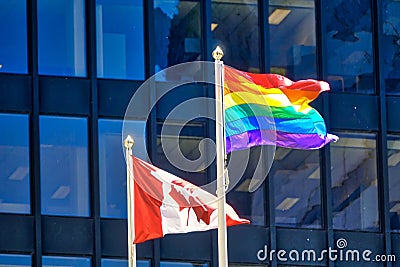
224, 66, 338, 153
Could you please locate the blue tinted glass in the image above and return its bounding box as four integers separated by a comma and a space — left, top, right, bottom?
331, 133, 379, 231
272, 149, 321, 228
43, 256, 90, 267
212, 1, 260, 72
96, 0, 145, 80
325, 0, 374, 93
161, 262, 208, 267
99, 119, 146, 218
388, 136, 400, 231
40, 116, 89, 216
154, 0, 201, 75
0, 254, 31, 266
101, 259, 150, 267
269, 2, 316, 80
38, 0, 86, 77
0, 0, 28, 74
0, 113, 30, 214
382, 0, 400, 94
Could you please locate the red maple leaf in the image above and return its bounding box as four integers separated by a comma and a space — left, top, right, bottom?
168, 180, 215, 225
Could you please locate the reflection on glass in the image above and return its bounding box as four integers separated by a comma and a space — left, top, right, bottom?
38, 0, 86, 76
154, 0, 201, 76
269, 0, 316, 80
331, 133, 379, 231
271, 148, 321, 228
155, 122, 207, 186
43, 256, 90, 267
40, 116, 89, 216
0, 114, 30, 214
0, 0, 27, 74
212, 0, 260, 72
99, 119, 147, 218
0, 254, 31, 267
382, 0, 400, 94
388, 136, 400, 231
102, 258, 150, 267
161, 262, 208, 267
227, 147, 268, 226
324, 0, 374, 93
96, 0, 145, 80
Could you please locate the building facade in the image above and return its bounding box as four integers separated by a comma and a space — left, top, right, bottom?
0, 0, 400, 266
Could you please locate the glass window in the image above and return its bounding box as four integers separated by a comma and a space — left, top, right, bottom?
40, 116, 89, 216
154, 0, 201, 75
43, 256, 90, 267
331, 133, 379, 231
99, 119, 147, 218
155, 122, 207, 186
38, 0, 86, 77
102, 258, 150, 267
0, 113, 30, 214
388, 135, 400, 231
0, 254, 31, 267
324, 0, 374, 93
161, 262, 208, 267
269, 1, 316, 80
212, 0, 260, 72
96, 0, 145, 80
271, 148, 321, 228
226, 147, 268, 226
0, 0, 28, 74
382, 0, 400, 94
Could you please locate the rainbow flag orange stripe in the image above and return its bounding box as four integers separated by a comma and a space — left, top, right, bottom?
224, 66, 338, 153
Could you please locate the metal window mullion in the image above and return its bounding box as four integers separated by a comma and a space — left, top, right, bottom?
373, 0, 392, 265
316, 1, 335, 266
87, 0, 101, 266
27, 0, 42, 265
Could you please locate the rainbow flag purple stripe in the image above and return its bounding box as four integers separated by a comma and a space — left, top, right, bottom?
224, 66, 338, 154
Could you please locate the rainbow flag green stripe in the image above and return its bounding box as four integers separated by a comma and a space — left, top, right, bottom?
224, 66, 338, 153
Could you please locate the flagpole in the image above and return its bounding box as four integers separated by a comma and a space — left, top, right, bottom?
124, 135, 137, 267
213, 46, 228, 267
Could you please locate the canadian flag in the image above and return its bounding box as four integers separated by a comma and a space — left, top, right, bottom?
130, 156, 250, 244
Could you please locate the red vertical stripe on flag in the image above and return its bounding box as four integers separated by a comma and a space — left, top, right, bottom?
132, 156, 164, 244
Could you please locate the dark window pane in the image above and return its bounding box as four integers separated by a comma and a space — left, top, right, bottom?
271, 148, 321, 228
388, 136, 400, 231
0, 113, 30, 214
102, 259, 150, 267
154, 1, 201, 74
212, 1, 260, 72
38, 0, 86, 77
324, 0, 374, 93
0, 254, 31, 266
382, 0, 400, 94
269, 1, 316, 80
40, 116, 89, 216
331, 133, 379, 231
0, 0, 28, 74
155, 122, 207, 186
161, 262, 208, 267
227, 147, 267, 226
96, 0, 145, 80
99, 119, 147, 218
43, 256, 90, 267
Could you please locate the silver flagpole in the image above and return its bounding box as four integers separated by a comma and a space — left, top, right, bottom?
124, 135, 137, 267
213, 46, 228, 267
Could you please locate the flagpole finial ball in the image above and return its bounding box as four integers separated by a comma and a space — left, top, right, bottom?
212, 46, 224, 61
124, 135, 134, 149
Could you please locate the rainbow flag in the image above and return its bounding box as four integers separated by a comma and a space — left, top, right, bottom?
224, 66, 338, 154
